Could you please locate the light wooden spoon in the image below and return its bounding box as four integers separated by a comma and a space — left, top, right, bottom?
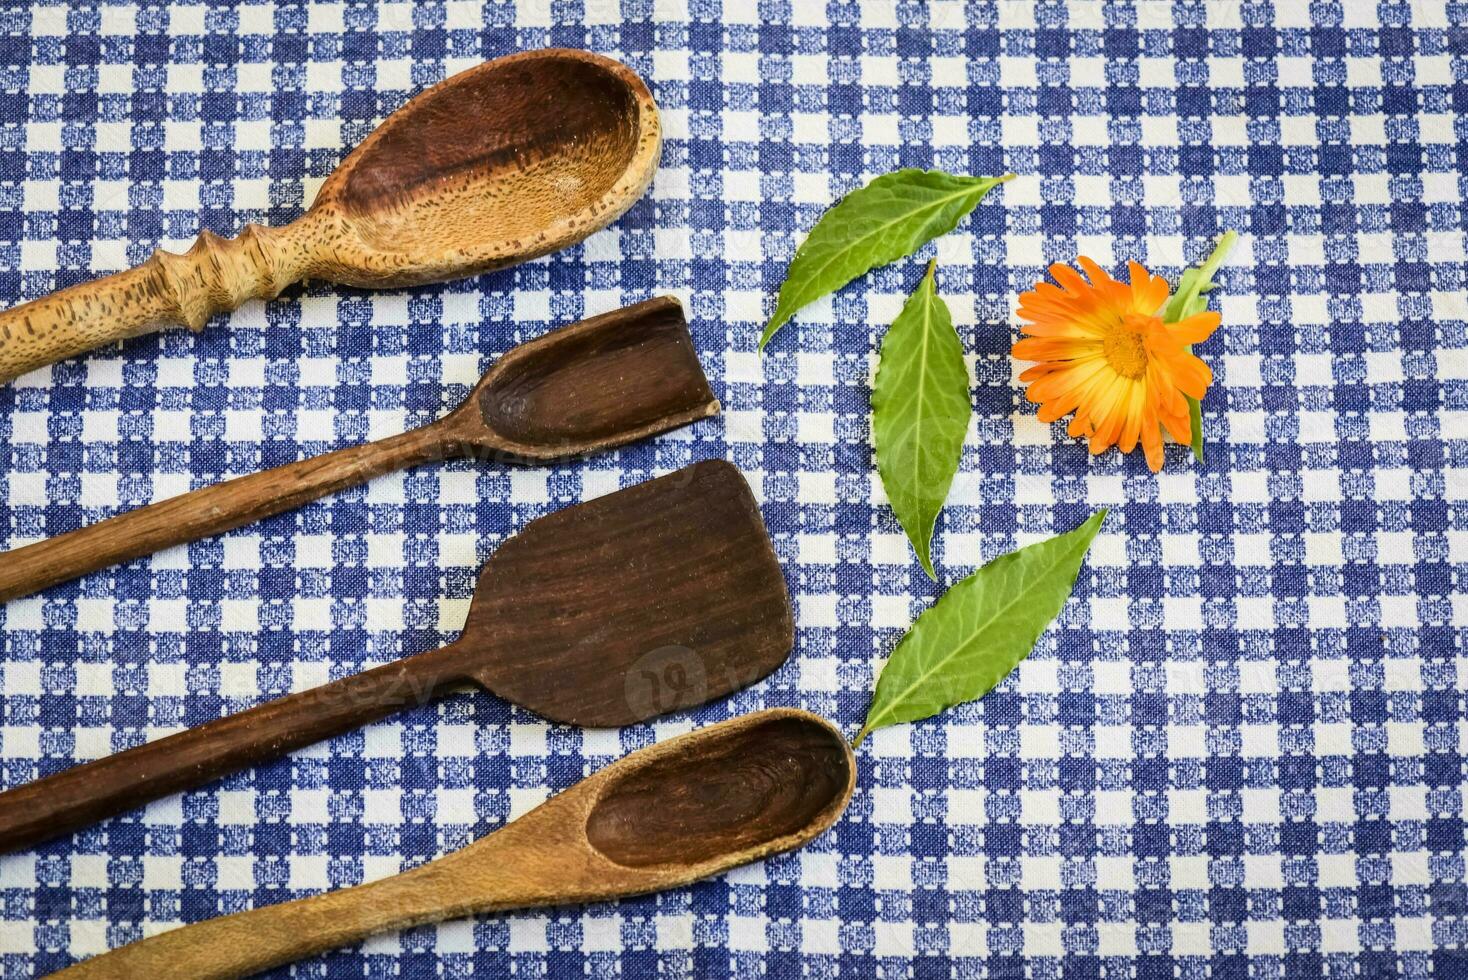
0, 48, 660, 383
48, 709, 854, 980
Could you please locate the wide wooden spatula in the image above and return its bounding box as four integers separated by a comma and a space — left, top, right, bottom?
0, 48, 661, 382
0, 296, 717, 603
0, 460, 793, 854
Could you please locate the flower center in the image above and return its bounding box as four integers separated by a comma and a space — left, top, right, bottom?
1103, 315, 1154, 379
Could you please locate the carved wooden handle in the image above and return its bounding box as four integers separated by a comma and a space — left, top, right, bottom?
0, 643, 466, 855
0, 222, 310, 384
0, 421, 460, 603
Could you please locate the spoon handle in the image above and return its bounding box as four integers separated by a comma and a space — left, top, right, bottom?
0, 642, 468, 855
0, 418, 464, 603
0, 222, 311, 384
49, 825, 534, 979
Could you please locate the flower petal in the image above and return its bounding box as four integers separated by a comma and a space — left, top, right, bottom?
1166, 352, 1213, 398
1117, 383, 1145, 454
1127, 261, 1170, 315
1140, 401, 1165, 472
1075, 256, 1115, 288
1167, 310, 1221, 345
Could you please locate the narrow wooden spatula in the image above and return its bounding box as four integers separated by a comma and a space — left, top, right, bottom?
0, 460, 792, 854
0, 296, 717, 603
50, 709, 855, 980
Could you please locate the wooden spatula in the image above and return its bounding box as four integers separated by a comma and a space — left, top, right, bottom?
0, 460, 792, 854
0, 49, 661, 383
49, 709, 854, 980
0, 296, 717, 603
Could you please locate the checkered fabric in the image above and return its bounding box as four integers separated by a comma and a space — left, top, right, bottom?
0, 0, 1464, 976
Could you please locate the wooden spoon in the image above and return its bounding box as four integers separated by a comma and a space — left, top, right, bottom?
0, 460, 793, 854
0, 48, 660, 383
0, 296, 716, 603
48, 709, 854, 980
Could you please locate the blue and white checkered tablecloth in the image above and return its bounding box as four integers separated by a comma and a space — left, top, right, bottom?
1, 1, 1464, 977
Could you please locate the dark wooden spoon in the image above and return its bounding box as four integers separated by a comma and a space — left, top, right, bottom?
0, 296, 717, 603
0, 48, 660, 383
49, 709, 854, 980
0, 460, 793, 854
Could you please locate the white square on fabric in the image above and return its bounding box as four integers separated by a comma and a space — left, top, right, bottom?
1388, 723, 1426, 757
1093, 791, 1133, 826
1094, 725, 1133, 760
1393, 917, 1434, 952
1321, 918, 1362, 953
216, 791, 256, 826
361, 790, 402, 825
1020, 791, 1060, 825
1166, 726, 1207, 760
579, 916, 621, 953
728, 916, 768, 952
1242, 788, 1281, 823
1318, 854, 1358, 889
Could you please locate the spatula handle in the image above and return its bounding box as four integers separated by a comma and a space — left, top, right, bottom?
0, 420, 459, 604
0, 222, 314, 384
0, 643, 466, 854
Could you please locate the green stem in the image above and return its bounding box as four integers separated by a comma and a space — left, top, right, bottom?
1193, 230, 1239, 289
1171, 230, 1238, 462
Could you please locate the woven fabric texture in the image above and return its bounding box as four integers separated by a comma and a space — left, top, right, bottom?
0, 2, 1464, 977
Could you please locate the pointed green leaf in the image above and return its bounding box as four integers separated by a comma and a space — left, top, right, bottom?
857, 510, 1107, 744
759, 170, 1012, 350
1163, 230, 1237, 462
872, 261, 970, 580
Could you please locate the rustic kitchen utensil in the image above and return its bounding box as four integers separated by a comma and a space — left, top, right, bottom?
0, 296, 717, 603
0, 460, 793, 854
48, 709, 853, 980
0, 48, 661, 383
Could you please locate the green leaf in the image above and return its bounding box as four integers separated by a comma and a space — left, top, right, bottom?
856, 510, 1107, 744
872, 261, 971, 580
1162, 230, 1237, 462
759, 170, 1013, 351
1187, 392, 1206, 462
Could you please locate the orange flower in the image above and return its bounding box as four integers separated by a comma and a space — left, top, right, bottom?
1013, 257, 1220, 472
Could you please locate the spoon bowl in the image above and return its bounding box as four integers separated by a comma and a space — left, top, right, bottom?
464, 295, 716, 459
585, 712, 854, 870
52, 710, 855, 980
314, 48, 660, 285
415, 709, 855, 906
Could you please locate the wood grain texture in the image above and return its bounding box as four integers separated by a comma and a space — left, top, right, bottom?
585, 715, 850, 866
0, 643, 467, 854
0, 296, 717, 603
0, 222, 313, 382
0, 48, 661, 383
466, 459, 794, 726
476, 295, 717, 459
49, 709, 855, 980
0, 461, 791, 854
0, 422, 456, 603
